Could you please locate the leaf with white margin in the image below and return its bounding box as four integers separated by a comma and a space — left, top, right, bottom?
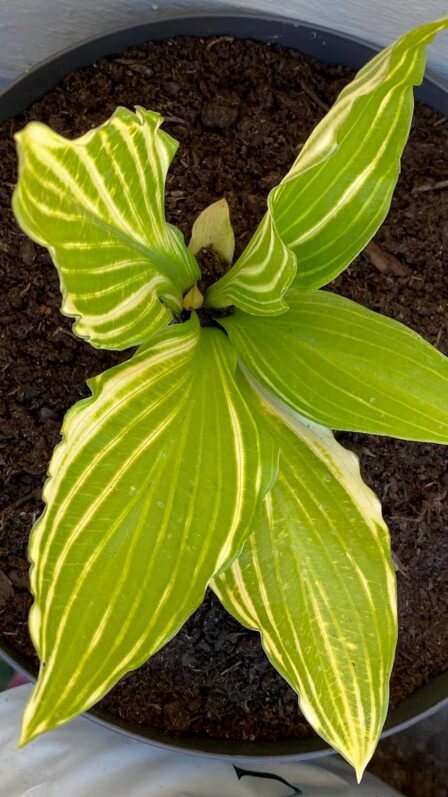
268, 18, 448, 291
205, 210, 297, 315
220, 287, 448, 442
21, 316, 276, 745
13, 107, 200, 350
213, 383, 396, 781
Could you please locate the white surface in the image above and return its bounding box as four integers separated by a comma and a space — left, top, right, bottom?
0, 686, 403, 797
0, 0, 447, 84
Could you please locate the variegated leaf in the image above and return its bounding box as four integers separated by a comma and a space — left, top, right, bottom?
13, 107, 200, 349
267, 18, 448, 291
213, 385, 396, 780
205, 210, 297, 315
21, 316, 276, 745
220, 288, 448, 442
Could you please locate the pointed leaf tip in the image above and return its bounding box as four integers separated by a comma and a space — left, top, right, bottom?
213, 385, 396, 779
24, 321, 277, 740
267, 17, 448, 291
221, 288, 448, 443
19, 693, 47, 748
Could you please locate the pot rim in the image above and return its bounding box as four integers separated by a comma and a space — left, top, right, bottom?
0, 11, 447, 761
1, 12, 447, 121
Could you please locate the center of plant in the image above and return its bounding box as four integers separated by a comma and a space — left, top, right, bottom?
182, 246, 234, 326
195, 303, 235, 327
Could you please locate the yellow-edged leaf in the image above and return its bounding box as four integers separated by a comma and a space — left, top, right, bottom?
13, 107, 200, 349
21, 317, 276, 744
213, 384, 397, 780
205, 210, 297, 315
269, 18, 448, 291
220, 288, 448, 442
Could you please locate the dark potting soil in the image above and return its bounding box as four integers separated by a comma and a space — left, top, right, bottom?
1, 36, 448, 748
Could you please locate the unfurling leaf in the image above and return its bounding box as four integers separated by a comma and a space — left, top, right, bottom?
189, 198, 235, 265
21, 317, 276, 745
206, 213, 297, 315
13, 107, 199, 349
221, 288, 448, 442
213, 384, 396, 780
267, 17, 448, 291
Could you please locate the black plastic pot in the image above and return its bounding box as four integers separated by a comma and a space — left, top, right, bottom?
0, 12, 447, 763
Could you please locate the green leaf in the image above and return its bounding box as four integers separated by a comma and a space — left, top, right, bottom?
189, 198, 235, 265
213, 385, 396, 780
220, 288, 448, 442
267, 18, 448, 291
21, 317, 276, 745
13, 107, 200, 350
205, 211, 297, 315
205, 19, 447, 311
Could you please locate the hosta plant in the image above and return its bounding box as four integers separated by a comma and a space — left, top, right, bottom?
12, 18, 448, 779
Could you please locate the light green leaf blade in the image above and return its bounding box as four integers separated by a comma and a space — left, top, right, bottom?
220, 287, 448, 442
13, 107, 200, 349
268, 18, 448, 291
213, 386, 397, 780
205, 210, 297, 315
21, 317, 275, 744
189, 198, 235, 265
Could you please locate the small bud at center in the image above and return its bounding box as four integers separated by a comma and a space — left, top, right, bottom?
183, 284, 205, 311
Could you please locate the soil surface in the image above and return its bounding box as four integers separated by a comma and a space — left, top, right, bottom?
1, 36, 448, 754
